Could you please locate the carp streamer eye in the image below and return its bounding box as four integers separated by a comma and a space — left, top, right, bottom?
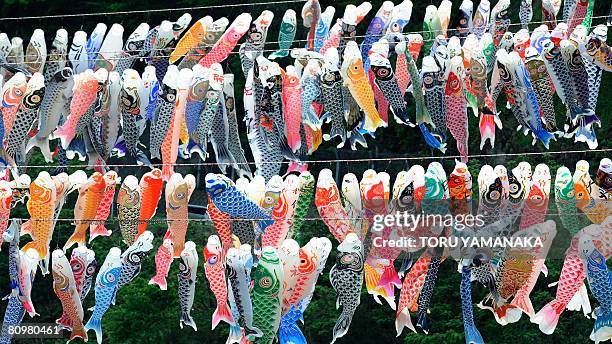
538, 64, 546, 73
488, 188, 500, 200
259, 276, 272, 288
208, 255, 218, 265
341, 254, 354, 264
72, 262, 83, 273
376, 67, 390, 78
509, 183, 519, 193
250, 32, 262, 42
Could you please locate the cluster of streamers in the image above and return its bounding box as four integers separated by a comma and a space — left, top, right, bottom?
0, 13, 252, 180
0, 1, 605, 181
201, 233, 332, 344
308, 157, 610, 344
0, 168, 193, 343
0, 156, 610, 343
0, 3, 610, 343
148, 171, 196, 290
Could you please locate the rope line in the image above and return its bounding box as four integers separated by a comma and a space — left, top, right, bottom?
12, 148, 611, 169
10, 212, 608, 223
0, 0, 308, 22
2, 15, 608, 63
0, 2, 605, 30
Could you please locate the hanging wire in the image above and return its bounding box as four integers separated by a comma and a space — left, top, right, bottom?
3, 15, 608, 65
0, 0, 309, 22
11, 148, 612, 169
0, 2, 606, 32
12, 211, 608, 223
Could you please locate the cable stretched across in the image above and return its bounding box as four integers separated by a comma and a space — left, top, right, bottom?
11, 212, 606, 223
1, 15, 608, 63
0, 2, 606, 28
0, 0, 308, 21
12, 148, 611, 169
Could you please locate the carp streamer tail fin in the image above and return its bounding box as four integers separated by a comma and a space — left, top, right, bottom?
148, 275, 168, 291
395, 307, 416, 336
89, 224, 113, 243
211, 302, 235, 330
531, 302, 561, 335
84, 315, 103, 344
180, 311, 198, 331
279, 318, 307, 344
331, 308, 355, 344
